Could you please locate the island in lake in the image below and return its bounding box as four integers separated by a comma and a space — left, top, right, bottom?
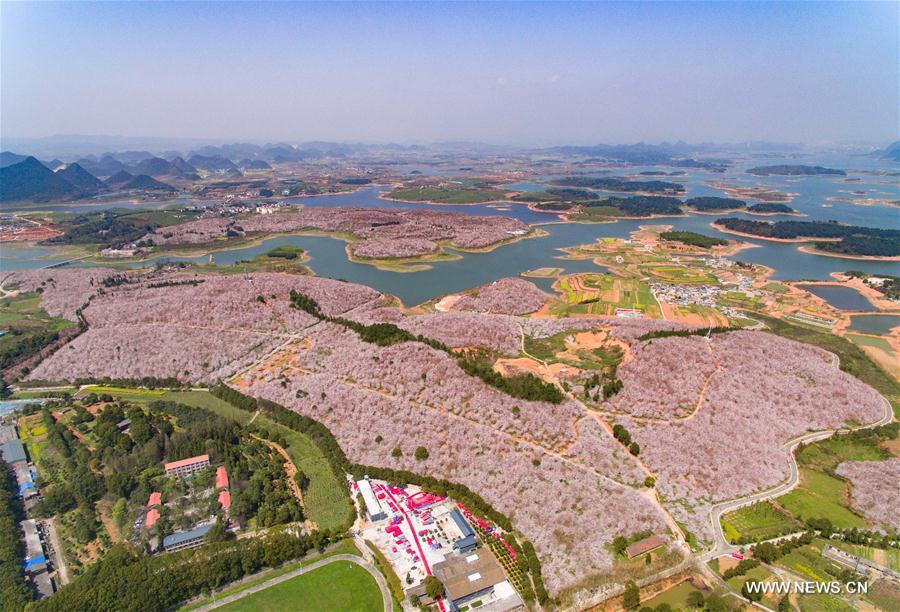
746, 164, 846, 176
713, 218, 900, 259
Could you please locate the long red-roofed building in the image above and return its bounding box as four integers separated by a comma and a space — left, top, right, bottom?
215, 466, 229, 490
146, 508, 160, 528
164, 454, 210, 478
218, 490, 231, 513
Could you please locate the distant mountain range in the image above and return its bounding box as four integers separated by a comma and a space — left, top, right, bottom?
871, 141, 900, 162
0, 156, 176, 202
0, 157, 87, 202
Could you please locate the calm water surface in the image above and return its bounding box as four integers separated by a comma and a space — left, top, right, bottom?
795, 284, 877, 311
847, 314, 900, 335
3, 156, 899, 306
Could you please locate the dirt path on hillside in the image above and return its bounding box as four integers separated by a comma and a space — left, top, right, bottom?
250, 434, 317, 532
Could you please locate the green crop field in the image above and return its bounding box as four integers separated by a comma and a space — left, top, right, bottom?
219, 560, 382, 612
776, 427, 892, 529
84, 385, 167, 400
640, 264, 717, 284
161, 391, 253, 423
827, 541, 900, 572
0, 291, 74, 370
551, 274, 660, 317
720, 501, 803, 543
777, 468, 866, 528
797, 593, 856, 612
639, 581, 698, 610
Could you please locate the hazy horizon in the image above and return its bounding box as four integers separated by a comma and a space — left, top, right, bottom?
3, 2, 898, 146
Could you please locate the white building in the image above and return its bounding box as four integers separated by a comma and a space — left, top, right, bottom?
357, 478, 387, 522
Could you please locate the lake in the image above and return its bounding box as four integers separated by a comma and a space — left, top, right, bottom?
795, 284, 877, 311
3, 156, 899, 306
847, 314, 900, 335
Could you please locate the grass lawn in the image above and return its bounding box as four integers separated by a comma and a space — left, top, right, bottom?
181, 540, 360, 611
720, 501, 803, 543
218, 559, 382, 612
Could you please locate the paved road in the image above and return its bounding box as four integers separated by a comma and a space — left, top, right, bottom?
193, 554, 392, 612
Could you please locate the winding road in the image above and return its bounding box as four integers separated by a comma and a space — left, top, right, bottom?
702, 390, 893, 561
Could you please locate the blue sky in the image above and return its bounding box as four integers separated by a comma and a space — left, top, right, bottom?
2, 1, 897, 145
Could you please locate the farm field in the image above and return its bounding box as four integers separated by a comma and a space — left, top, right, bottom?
0, 291, 74, 369
218, 559, 382, 612
720, 501, 803, 544
776, 426, 893, 528
827, 540, 900, 572
640, 263, 717, 284
17, 412, 48, 464
777, 468, 866, 528
637, 580, 699, 610
550, 273, 660, 317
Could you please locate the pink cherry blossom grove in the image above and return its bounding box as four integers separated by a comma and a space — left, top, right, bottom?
140, 206, 531, 258
448, 277, 548, 315
11, 268, 893, 596
835, 459, 900, 531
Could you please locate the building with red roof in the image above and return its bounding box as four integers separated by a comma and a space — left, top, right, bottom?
148, 491, 162, 507
146, 508, 160, 528
164, 454, 210, 478
215, 466, 229, 490
218, 490, 231, 513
